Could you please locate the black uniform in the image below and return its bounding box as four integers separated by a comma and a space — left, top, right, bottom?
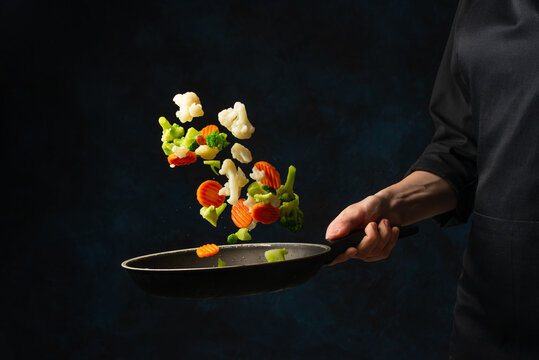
407, 1, 539, 358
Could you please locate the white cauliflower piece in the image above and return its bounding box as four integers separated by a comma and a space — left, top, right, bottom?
173, 92, 204, 123
219, 182, 230, 197
217, 102, 255, 139
246, 220, 257, 231
195, 145, 219, 160
230, 143, 252, 164
250, 166, 265, 182
172, 145, 189, 158
219, 159, 249, 205
243, 194, 257, 212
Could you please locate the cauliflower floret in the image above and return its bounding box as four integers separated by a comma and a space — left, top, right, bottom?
219, 159, 249, 205
243, 194, 257, 211
230, 143, 252, 164
217, 102, 255, 139
195, 145, 219, 160
218, 182, 230, 197
172, 145, 189, 158
173, 92, 204, 123
246, 220, 257, 231
250, 166, 265, 182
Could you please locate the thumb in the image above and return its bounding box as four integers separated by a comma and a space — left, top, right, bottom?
326, 203, 365, 240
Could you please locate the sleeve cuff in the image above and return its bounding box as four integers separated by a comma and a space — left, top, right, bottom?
405, 158, 477, 227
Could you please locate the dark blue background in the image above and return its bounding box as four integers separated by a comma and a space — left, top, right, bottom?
4, 0, 471, 358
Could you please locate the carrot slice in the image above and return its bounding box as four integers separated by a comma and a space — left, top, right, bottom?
197, 180, 225, 207
196, 135, 206, 146
200, 125, 219, 139
231, 199, 253, 228
196, 244, 220, 258
168, 152, 197, 166
254, 161, 281, 189
251, 203, 280, 224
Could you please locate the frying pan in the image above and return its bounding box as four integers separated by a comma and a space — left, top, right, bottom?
121, 225, 418, 298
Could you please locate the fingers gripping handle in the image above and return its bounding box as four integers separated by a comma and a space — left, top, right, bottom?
324, 224, 419, 265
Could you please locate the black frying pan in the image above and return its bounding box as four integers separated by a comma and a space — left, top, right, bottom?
121, 225, 418, 298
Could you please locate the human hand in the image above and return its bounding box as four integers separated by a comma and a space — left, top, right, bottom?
325, 195, 400, 265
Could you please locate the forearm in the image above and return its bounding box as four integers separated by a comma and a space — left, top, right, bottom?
374, 170, 457, 226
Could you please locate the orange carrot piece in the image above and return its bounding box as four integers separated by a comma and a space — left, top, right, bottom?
197, 180, 225, 207
251, 203, 280, 224
168, 152, 197, 166
254, 161, 281, 189
231, 199, 253, 228
196, 135, 206, 146
196, 244, 220, 258
200, 125, 219, 139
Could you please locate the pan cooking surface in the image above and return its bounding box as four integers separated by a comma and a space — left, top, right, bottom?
121, 242, 330, 271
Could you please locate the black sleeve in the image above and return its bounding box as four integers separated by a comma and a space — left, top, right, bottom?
406, 0, 477, 227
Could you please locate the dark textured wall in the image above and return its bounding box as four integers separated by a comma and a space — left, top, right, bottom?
4, 0, 471, 359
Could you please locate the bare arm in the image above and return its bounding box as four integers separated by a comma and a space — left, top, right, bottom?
326, 171, 457, 264
374, 170, 457, 226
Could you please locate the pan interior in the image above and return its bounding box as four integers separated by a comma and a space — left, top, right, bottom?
122, 243, 330, 270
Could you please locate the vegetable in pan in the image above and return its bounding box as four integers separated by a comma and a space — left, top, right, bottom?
196, 243, 219, 258
264, 248, 288, 262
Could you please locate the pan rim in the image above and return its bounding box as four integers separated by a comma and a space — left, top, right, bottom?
121, 242, 330, 272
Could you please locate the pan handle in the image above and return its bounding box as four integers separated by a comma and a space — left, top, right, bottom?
324, 224, 418, 265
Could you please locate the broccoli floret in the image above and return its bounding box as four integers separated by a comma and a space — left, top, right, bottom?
206, 131, 230, 151
261, 185, 276, 194
277, 165, 297, 202
162, 141, 175, 155
200, 203, 227, 227
253, 192, 280, 206
247, 182, 264, 197
227, 228, 252, 244
227, 234, 238, 244
278, 194, 304, 232
182, 127, 200, 151
161, 123, 185, 142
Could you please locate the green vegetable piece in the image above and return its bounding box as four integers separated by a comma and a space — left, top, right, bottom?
205, 131, 230, 151
236, 228, 251, 241
254, 192, 279, 204
227, 234, 238, 244
181, 127, 199, 151
278, 194, 304, 232
185, 127, 199, 140
162, 142, 174, 155
161, 123, 185, 142
159, 116, 172, 130
264, 248, 288, 263
247, 182, 264, 197
200, 203, 227, 227
216, 202, 227, 216
187, 140, 199, 152
261, 185, 276, 194
227, 228, 251, 243
203, 160, 221, 176
173, 138, 184, 147
218, 258, 227, 267
277, 165, 296, 202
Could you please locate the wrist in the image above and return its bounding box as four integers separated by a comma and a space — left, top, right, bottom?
371, 189, 403, 225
